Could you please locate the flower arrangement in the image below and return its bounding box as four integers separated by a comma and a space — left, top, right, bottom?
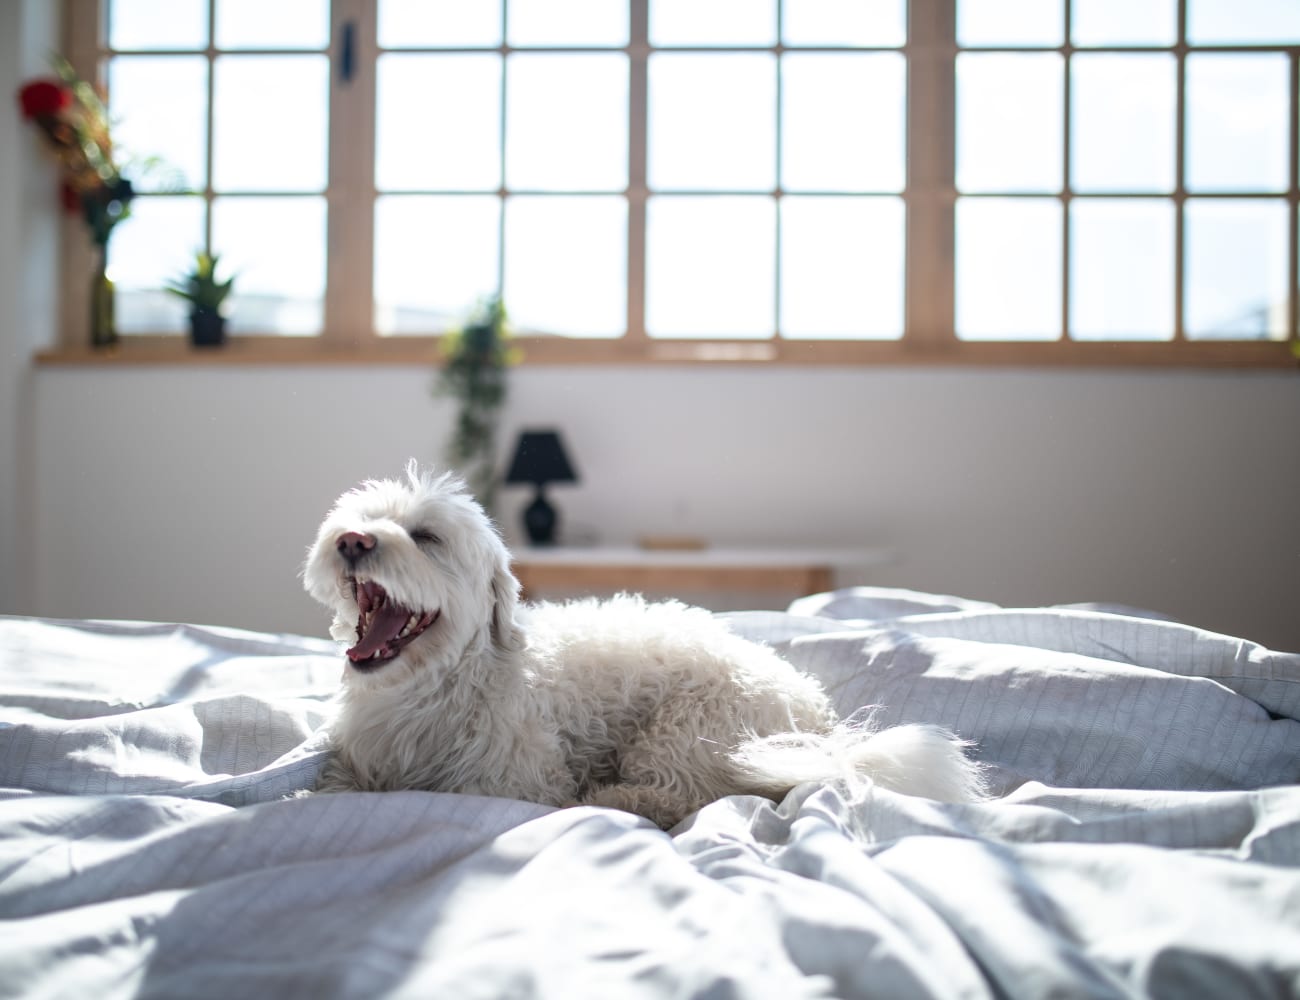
435, 296, 522, 510
17, 58, 134, 248
17, 57, 137, 347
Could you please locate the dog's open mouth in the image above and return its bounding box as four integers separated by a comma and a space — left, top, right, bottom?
347, 578, 439, 669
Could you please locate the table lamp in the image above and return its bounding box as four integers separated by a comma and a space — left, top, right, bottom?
504, 430, 578, 545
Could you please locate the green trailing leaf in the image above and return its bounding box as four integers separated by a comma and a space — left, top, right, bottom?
435, 295, 518, 511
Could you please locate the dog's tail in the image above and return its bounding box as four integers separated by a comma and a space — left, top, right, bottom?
729, 721, 989, 805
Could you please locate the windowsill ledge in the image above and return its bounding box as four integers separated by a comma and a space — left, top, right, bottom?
32, 336, 1300, 369
35, 337, 442, 367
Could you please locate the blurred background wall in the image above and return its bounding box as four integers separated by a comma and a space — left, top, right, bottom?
18, 365, 1300, 651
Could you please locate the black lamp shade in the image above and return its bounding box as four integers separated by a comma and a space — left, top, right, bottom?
505, 431, 578, 487
505, 431, 578, 546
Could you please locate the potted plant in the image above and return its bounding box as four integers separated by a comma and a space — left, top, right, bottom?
435, 295, 520, 510
166, 252, 234, 347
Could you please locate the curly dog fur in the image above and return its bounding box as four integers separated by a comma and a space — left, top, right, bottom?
303, 463, 985, 828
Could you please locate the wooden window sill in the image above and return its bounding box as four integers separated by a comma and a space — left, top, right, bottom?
32, 335, 1300, 369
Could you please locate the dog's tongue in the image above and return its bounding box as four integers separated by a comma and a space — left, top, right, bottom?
348, 601, 410, 662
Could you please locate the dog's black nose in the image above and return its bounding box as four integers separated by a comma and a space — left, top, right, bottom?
337, 531, 377, 564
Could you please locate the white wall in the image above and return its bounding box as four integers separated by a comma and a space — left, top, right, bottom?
27, 365, 1300, 651
1, 0, 60, 619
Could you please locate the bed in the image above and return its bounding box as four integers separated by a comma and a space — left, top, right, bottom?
2, 588, 1298, 999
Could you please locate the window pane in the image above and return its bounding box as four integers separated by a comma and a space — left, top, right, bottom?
1188, 0, 1300, 44
109, 56, 209, 193
1071, 0, 1176, 46
374, 196, 500, 335
783, 0, 906, 47
1070, 199, 1174, 341
215, 0, 329, 49
379, 0, 502, 48
781, 197, 904, 339
109, 0, 208, 50
956, 198, 1061, 340
1185, 200, 1289, 340
213, 56, 328, 192
649, 54, 776, 192
377, 55, 501, 191
958, 0, 1064, 46
506, 55, 628, 192
504, 197, 626, 337
647, 196, 775, 338
651, 0, 777, 46
508, 0, 628, 46
957, 54, 1063, 193
211, 196, 326, 334
1186, 55, 1289, 193
110, 195, 206, 332
782, 54, 904, 193
1071, 55, 1175, 193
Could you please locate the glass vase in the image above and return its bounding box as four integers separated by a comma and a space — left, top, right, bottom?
90, 243, 117, 349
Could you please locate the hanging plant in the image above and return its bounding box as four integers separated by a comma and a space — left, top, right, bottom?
435, 296, 521, 511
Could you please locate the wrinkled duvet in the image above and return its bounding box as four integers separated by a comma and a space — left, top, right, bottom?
1, 588, 1298, 999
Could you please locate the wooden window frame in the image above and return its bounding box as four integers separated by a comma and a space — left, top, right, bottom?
41, 0, 1299, 369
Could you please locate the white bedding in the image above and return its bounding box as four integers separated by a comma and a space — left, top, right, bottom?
2, 590, 1298, 999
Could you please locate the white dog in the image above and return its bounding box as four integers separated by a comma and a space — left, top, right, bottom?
303, 463, 986, 828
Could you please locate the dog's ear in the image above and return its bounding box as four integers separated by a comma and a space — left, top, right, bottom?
490, 553, 525, 653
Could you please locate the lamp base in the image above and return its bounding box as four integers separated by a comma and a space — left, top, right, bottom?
522, 490, 558, 545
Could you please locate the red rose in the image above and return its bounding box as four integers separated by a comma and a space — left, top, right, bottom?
60, 181, 81, 215
17, 79, 71, 120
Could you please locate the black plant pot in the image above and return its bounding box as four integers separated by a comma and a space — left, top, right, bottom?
190, 310, 227, 348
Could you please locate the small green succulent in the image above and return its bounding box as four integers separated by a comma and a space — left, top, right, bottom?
166, 252, 234, 314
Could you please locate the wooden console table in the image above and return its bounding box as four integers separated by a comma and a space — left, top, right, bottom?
511, 546, 894, 601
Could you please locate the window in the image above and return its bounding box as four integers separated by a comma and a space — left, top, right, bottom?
954, 0, 1297, 349
102, 0, 331, 336
57, 0, 1299, 365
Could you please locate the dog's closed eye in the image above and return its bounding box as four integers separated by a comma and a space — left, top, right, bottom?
409, 527, 442, 546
